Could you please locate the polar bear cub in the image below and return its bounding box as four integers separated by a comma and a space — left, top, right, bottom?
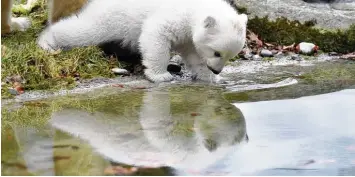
37, 0, 248, 83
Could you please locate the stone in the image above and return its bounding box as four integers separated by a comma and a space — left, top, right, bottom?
242, 53, 253, 60
111, 68, 129, 75
329, 52, 339, 56
260, 49, 274, 57
291, 54, 302, 61
252, 54, 263, 60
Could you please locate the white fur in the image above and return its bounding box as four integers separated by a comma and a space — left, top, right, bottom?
37, 0, 247, 83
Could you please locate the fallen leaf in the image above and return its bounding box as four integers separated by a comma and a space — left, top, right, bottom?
282, 43, 296, 51
112, 84, 124, 88
13, 82, 25, 94
264, 42, 275, 47
247, 30, 263, 47
104, 166, 137, 175
190, 112, 201, 117
53, 156, 71, 161
1, 45, 7, 57
2, 162, 27, 170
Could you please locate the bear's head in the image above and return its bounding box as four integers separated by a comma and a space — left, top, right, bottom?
193, 13, 248, 74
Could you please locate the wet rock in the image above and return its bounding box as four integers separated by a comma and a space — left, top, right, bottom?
260, 49, 274, 57
252, 54, 263, 61
329, 52, 339, 56
111, 68, 129, 75
274, 52, 284, 58
291, 54, 302, 61
340, 52, 355, 60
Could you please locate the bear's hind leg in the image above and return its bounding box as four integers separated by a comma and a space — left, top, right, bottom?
37, 17, 112, 52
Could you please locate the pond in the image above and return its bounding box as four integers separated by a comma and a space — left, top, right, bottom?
2, 59, 355, 175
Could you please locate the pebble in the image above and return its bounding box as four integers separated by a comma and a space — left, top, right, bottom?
260, 49, 273, 57
252, 54, 263, 60
111, 68, 129, 75
242, 53, 253, 60
274, 51, 284, 58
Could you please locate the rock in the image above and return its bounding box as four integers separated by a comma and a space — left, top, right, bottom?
8, 88, 20, 95
242, 53, 253, 60
295, 42, 319, 54
271, 49, 279, 55
111, 68, 129, 75
252, 54, 263, 60
251, 48, 259, 54
340, 52, 355, 60
328, 52, 339, 56
260, 49, 274, 57
274, 51, 284, 58
291, 54, 302, 61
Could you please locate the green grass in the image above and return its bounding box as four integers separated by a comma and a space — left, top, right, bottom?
1, 2, 119, 98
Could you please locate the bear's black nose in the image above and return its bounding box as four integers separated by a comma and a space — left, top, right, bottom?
207, 66, 221, 74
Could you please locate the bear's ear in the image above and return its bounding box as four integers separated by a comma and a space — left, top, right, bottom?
204, 16, 216, 28
239, 14, 248, 25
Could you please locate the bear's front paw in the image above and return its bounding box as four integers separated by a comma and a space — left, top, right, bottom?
144, 69, 174, 83
194, 73, 217, 83
11, 17, 31, 32
37, 29, 58, 52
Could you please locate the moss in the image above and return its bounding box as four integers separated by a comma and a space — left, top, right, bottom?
1, 1, 119, 96
223, 92, 250, 102
223, 61, 355, 103
263, 57, 274, 61
247, 16, 355, 54
302, 62, 355, 84
232, 5, 355, 54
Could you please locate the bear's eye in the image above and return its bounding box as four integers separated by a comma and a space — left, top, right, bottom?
214, 52, 221, 57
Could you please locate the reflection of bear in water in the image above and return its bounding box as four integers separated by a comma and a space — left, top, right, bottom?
138, 87, 248, 168
49, 86, 248, 170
